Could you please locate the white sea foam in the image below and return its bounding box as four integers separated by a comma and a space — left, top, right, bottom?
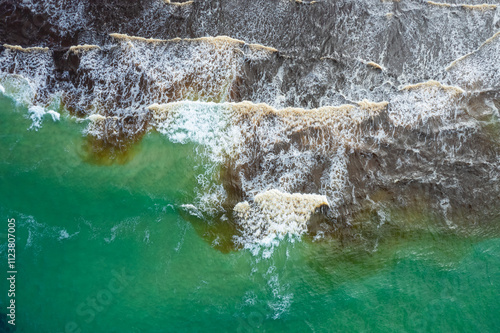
147, 94, 486, 252
151, 102, 240, 215
10, 0, 498, 107
27, 105, 60, 129
150, 102, 239, 163
16, 0, 86, 32
59, 230, 70, 240
58, 229, 79, 240
0, 46, 53, 103
0, 45, 57, 129
47, 110, 60, 121
0, 10, 495, 254
233, 190, 329, 255
28, 105, 47, 130
180, 204, 204, 219
103, 217, 140, 243
0, 74, 36, 106
65, 34, 274, 122
149, 100, 387, 249
389, 81, 465, 127
143, 229, 151, 244
17, 214, 79, 250
446, 31, 500, 91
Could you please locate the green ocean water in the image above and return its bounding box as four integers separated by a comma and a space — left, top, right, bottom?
0, 94, 499, 333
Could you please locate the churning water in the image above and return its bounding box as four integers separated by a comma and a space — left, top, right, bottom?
0, 0, 499, 332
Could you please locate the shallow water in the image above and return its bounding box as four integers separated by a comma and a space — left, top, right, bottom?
1, 96, 499, 332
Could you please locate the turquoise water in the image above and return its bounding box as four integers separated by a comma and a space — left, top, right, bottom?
1, 95, 500, 332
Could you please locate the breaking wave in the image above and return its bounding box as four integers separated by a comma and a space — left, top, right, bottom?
1, 0, 499, 253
